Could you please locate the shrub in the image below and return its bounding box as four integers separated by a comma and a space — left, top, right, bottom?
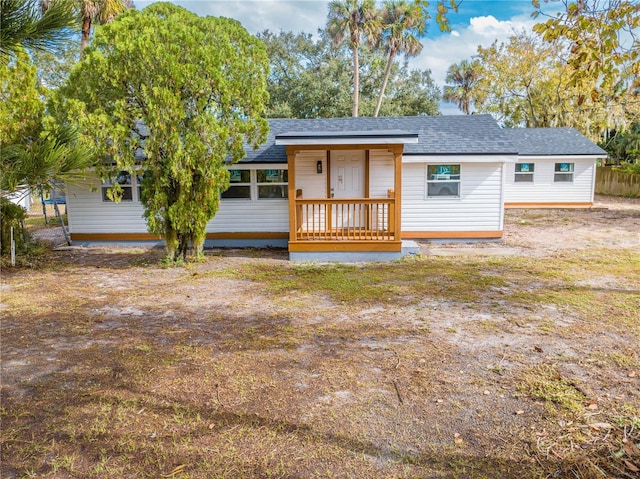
618, 161, 640, 176
0, 198, 28, 256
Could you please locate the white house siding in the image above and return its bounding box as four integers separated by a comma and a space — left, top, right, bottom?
504, 157, 596, 205
369, 149, 394, 198
66, 169, 289, 235
294, 150, 327, 199
208, 199, 288, 233
292, 151, 328, 232
66, 176, 147, 234
401, 162, 503, 233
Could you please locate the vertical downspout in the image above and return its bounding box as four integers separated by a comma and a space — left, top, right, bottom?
499, 160, 507, 232
590, 157, 598, 204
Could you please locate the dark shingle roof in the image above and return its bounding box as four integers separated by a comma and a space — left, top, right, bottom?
503, 127, 607, 157
241, 114, 517, 163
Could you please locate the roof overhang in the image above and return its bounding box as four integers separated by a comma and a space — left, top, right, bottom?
516, 154, 606, 160
275, 129, 419, 146
403, 154, 519, 163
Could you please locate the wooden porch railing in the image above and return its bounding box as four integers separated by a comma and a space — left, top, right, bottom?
295, 198, 396, 241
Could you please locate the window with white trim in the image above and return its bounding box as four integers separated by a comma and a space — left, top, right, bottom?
514, 163, 534, 182
554, 162, 574, 182
257, 169, 288, 199
221, 168, 288, 201
222, 169, 251, 199
102, 171, 133, 202
427, 164, 460, 197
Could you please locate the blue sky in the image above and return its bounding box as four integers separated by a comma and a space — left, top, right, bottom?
135, 1, 552, 113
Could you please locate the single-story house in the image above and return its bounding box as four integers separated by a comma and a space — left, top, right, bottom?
65, 115, 607, 261
503, 128, 605, 208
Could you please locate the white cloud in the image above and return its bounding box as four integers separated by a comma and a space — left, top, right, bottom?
415, 14, 537, 88
470, 15, 517, 36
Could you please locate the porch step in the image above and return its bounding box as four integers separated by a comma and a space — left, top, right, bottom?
402, 239, 420, 255
289, 240, 420, 263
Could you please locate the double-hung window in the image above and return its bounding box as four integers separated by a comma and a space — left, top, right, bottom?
222, 170, 251, 199
257, 169, 288, 199
221, 168, 288, 201
514, 163, 534, 182
102, 171, 133, 202
554, 163, 574, 182
427, 165, 460, 198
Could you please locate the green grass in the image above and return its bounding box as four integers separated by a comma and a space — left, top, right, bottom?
520, 364, 586, 414
227, 257, 509, 306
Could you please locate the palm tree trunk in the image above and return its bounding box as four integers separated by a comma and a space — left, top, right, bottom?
352, 43, 359, 117
462, 97, 470, 115
80, 16, 91, 53
374, 48, 397, 117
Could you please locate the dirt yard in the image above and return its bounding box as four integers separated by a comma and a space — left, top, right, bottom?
1, 195, 639, 478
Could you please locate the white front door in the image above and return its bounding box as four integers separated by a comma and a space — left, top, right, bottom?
330, 150, 365, 199
330, 150, 365, 228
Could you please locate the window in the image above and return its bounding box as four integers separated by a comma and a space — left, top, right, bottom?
222, 169, 251, 199
257, 169, 288, 199
427, 165, 460, 197
554, 162, 574, 182
102, 171, 133, 202
136, 171, 152, 202
221, 168, 289, 201
514, 163, 534, 182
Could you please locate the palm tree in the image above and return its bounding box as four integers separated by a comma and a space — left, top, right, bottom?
77, 0, 133, 52
40, 0, 133, 52
327, 0, 380, 117
443, 59, 482, 115
0, 0, 77, 62
373, 0, 426, 117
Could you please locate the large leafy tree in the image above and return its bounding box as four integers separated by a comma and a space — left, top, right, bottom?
57, 2, 269, 261
30, 42, 80, 90
469, 31, 632, 139
327, 0, 381, 117
373, 0, 426, 117
0, 0, 76, 62
472, 33, 564, 128
533, 0, 639, 103
532, 0, 640, 148
443, 1, 638, 140
259, 29, 440, 118
443, 59, 482, 115
380, 65, 441, 116
259, 30, 353, 118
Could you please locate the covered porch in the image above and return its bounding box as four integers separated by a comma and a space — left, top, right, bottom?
278, 130, 417, 259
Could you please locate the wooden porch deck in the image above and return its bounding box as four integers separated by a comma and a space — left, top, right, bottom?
291, 198, 401, 252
